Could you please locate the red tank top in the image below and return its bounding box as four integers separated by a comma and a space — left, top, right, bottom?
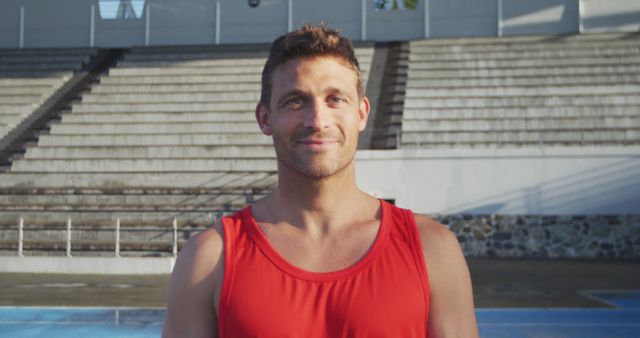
218, 200, 430, 337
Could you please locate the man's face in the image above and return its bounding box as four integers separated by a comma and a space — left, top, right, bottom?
256, 55, 370, 179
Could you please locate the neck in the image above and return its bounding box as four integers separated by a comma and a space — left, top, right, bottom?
258, 161, 377, 238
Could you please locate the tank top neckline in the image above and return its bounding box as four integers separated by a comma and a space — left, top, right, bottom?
240, 199, 391, 282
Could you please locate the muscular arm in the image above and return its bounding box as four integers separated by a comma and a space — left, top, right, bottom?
415, 215, 479, 338
162, 222, 225, 338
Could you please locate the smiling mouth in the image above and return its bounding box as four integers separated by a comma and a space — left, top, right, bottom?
297, 139, 338, 145
296, 139, 339, 150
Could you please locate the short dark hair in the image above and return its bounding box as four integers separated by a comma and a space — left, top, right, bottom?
260, 24, 363, 106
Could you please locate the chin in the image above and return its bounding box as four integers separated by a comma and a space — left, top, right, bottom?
289, 157, 353, 180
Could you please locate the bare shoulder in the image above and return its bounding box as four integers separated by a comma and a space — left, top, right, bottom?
178, 220, 225, 269
413, 214, 460, 259
413, 214, 479, 337
162, 220, 225, 338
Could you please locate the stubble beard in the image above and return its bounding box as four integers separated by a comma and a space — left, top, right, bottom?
273, 131, 357, 181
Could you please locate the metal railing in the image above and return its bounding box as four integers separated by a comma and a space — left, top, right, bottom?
8, 217, 194, 258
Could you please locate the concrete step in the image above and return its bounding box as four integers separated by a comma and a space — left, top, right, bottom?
0, 69, 80, 78
408, 46, 640, 61
0, 76, 68, 87
402, 106, 640, 120
408, 56, 640, 70
37, 133, 272, 146
404, 85, 640, 98
0, 86, 56, 95
108, 66, 263, 76
407, 64, 640, 79
81, 92, 260, 103
116, 58, 267, 68
0, 105, 32, 115
61, 111, 256, 123
0, 172, 277, 189
11, 158, 278, 172
71, 102, 256, 113
126, 45, 371, 56
401, 130, 639, 145
49, 122, 261, 135
1, 193, 252, 208
0, 62, 83, 72
0, 95, 43, 105
98, 74, 260, 85
409, 35, 640, 52
402, 117, 640, 132
25, 145, 276, 159
0, 54, 91, 63
62, 111, 256, 123
123, 52, 269, 62
412, 32, 637, 45
406, 74, 640, 87
0, 48, 96, 56
90, 83, 261, 94
404, 94, 640, 108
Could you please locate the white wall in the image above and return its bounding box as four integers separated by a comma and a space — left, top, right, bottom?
356, 147, 640, 215
430, 0, 498, 37
583, 0, 640, 33
1, 0, 638, 49
502, 0, 579, 35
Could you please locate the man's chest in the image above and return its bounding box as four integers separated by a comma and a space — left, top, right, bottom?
223, 265, 427, 338
259, 224, 380, 273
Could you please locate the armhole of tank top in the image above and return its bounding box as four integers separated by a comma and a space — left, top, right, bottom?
402, 208, 431, 321
217, 216, 237, 338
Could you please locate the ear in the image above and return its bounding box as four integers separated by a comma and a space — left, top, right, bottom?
358, 96, 371, 132
255, 102, 273, 136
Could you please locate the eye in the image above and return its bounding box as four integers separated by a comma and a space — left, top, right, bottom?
327, 95, 346, 105
284, 97, 306, 109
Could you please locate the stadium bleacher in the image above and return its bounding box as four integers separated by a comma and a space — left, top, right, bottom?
1, 33, 637, 256
0, 43, 373, 256
402, 33, 640, 148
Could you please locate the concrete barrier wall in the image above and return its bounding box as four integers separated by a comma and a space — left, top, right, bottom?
355, 147, 640, 215
0, 256, 175, 274
1, 0, 638, 48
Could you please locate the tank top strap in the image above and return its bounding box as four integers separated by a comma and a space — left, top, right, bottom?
384, 202, 430, 314
218, 209, 248, 337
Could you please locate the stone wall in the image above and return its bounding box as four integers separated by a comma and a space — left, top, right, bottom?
437, 214, 640, 259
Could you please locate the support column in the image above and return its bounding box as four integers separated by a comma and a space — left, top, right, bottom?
578, 0, 584, 33
90, 5, 95, 47
145, 3, 151, 46
215, 1, 221, 45
288, 0, 293, 32
497, 0, 503, 37
19, 6, 25, 49
424, 0, 430, 38
361, 0, 367, 41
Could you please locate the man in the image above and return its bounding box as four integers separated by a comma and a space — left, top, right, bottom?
162, 25, 478, 338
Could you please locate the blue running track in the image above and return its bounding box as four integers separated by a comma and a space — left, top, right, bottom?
1, 291, 639, 338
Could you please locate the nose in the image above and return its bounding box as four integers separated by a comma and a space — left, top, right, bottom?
302, 100, 330, 131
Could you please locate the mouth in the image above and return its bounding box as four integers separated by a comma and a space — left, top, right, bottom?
296, 138, 339, 149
